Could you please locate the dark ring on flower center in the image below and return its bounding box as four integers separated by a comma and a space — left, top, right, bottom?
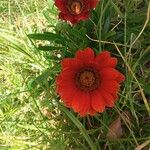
67, 0, 83, 15
75, 67, 100, 91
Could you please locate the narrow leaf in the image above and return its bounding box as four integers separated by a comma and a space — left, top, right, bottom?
59, 104, 96, 150
38, 46, 62, 51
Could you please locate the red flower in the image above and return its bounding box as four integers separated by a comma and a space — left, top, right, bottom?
54, 0, 99, 24
56, 48, 125, 116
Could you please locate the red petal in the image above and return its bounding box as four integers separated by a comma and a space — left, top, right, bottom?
116, 72, 125, 83
107, 57, 118, 68
103, 57, 118, 68
89, 107, 97, 116
90, 0, 99, 8
100, 68, 119, 80
101, 81, 120, 94
55, 0, 68, 13
74, 11, 90, 21
112, 93, 118, 101
98, 57, 117, 69
57, 81, 76, 98
101, 89, 116, 107
75, 47, 95, 63
56, 72, 77, 105
109, 57, 118, 68
100, 68, 125, 83
59, 12, 78, 24
78, 93, 91, 117
59, 12, 89, 24
61, 58, 83, 71
56, 74, 62, 84
80, 0, 91, 10
96, 51, 110, 62
57, 88, 74, 107
71, 90, 83, 112
61, 58, 73, 68
91, 91, 105, 112
60, 69, 75, 80
96, 51, 117, 68
56, 70, 76, 87
57, 80, 78, 107
72, 91, 91, 116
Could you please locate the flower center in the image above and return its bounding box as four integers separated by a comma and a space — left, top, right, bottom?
68, 0, 83, 15
75, 68, 100, 92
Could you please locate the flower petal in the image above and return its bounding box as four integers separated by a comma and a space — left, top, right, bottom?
101, 81, 120, 94
57, 84, 76, 107
116, 72, 125, 83
59, 12, 76, 24
71, 90, 82, 112
90, 0, 99, 8
101, 89, 116, 107
91, 91, 105, 112
61, 58, 83, 71
56, 73, 77, 107
74, 12, 90, 21
57, 70, 75, 85
55, 0, 68, 13
75, 47, 95, 63
57, 80, 76, 99
96, 51, 110, 63
89, 107, 97, 116
96, 51, 117, 68
79, 93, 91, 116
100, 68, 120, 80
98, 57, 117, 69
104, 57, 118, 68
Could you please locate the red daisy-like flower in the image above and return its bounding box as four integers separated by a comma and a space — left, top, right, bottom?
54, 0, 99, 24
56, 48, 125, 116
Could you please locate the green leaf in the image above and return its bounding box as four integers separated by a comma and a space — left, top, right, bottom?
30, 69, 51, 89
28, 32, 65, 44
59, 104, 96, 150
38, 46, 63, 51
110, 0, 123, 17
103, 30, 116, 40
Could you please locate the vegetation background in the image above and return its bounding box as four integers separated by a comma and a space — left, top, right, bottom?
0, 0, 150, 149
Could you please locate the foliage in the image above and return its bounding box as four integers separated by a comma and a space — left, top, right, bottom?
0, 0, 150, 149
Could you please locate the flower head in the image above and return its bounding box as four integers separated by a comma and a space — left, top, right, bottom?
56, 48, 125, 116
54, 0, 99, 24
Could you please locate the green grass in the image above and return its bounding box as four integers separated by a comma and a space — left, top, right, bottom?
0, 0, 150, 149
